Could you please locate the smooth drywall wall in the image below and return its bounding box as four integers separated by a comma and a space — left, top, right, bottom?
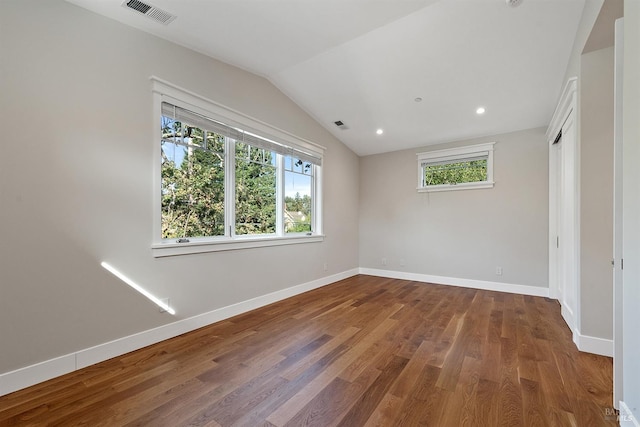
359, 128, 548, 288
622, 0, 640, 420
580, 47, 614, 340
0, 0, 359, 374
561, 0, 604, 85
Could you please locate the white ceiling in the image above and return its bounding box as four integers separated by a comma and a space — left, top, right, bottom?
66, 0, 586, 156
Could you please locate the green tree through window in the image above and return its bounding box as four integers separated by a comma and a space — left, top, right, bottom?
162, 126, 282, 238
423, 159, 487, 186
158, 98, 322, 247
417, 143, 494, 192
161, 119, 225, 239
235, 143, 277, 235
284, 157, 313, 233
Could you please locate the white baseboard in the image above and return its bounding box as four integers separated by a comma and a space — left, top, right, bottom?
0, 268, 615, 397
620, 401, 640, 427
576, 332, 614, 357
0, 354, 77, 399
560, 304, 580, 348
359, 268, 550, 297
0, 268, 359, 397
360, 268, 616, 357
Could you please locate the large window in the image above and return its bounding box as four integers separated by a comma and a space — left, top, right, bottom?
284, 156, 313, 233
417, 143, 495, 192
161, 111, 226, 239
152, 78, 323, 256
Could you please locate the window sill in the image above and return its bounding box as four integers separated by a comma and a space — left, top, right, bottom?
152, 234, 325, 257
417, 181, 494, 193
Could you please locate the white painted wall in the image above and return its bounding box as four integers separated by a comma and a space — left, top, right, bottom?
561, 0, 604, 86
0, 0, 359, 374
0, 0, 633, 402
548, 0, 622, 356
359, 128, 548, 289
579, 46, 614, 341
621, 0, 640, 422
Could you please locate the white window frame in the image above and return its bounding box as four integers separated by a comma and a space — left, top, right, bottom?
416, 142, 495, 193
151, 76, 324, 257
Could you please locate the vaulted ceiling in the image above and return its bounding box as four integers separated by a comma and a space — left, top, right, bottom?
66, 0, 586, 156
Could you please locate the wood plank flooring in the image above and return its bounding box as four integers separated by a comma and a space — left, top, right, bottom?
0, 275, 617, 426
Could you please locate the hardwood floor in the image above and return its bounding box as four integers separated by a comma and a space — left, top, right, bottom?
0, 275, 616, 426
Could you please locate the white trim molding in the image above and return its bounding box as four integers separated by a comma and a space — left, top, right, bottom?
362, 268, 615, 357
2, 269, 616, 397
547, 77, 578, 140
576, 332, 613, 357
0, 355, 77, 399
150, 76, 326, 155
150, 76, 325, 257
359, 268, 549, 297
416, 142, 495, 193
547, 76, 581, 346
152, 234, 325, 257
0, 268, 359, 397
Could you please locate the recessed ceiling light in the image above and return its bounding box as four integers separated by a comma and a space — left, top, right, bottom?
476, 107, 486, 115
376, 129, 384, 135
414, 97, 423, 103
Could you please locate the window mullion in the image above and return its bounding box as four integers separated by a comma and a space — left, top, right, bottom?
313, 164, 322, 235
154, 79, 324, 251
310, 165, 316, 234
226, 138, 235, 238
487, 151, 494, 183
276, 155, 284, 236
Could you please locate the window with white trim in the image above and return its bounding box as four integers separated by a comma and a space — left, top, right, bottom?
152, 77, 324, 257
417, 143, 495, 192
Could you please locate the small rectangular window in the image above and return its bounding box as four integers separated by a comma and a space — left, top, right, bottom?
417, 143, 495, 192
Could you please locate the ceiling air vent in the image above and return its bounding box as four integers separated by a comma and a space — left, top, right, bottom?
334, 120, 349, 130
123, 0, 177, 25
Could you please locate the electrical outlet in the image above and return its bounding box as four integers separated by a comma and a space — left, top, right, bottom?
400, 259, 406, 267
382, 258, 387, 266
496, 266, 503, 276
323, 262, 328, 271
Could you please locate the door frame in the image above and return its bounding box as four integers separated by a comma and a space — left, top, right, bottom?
547, 77, 580, 343
613, 17, 624, 409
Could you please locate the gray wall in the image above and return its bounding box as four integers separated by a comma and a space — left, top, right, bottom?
359, 128, 549, 288
580, 46, 614, 340
0, 0, 628, 388
0, 0, 359, 374
561, 0, 604, 87
622, 0, 640, 418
